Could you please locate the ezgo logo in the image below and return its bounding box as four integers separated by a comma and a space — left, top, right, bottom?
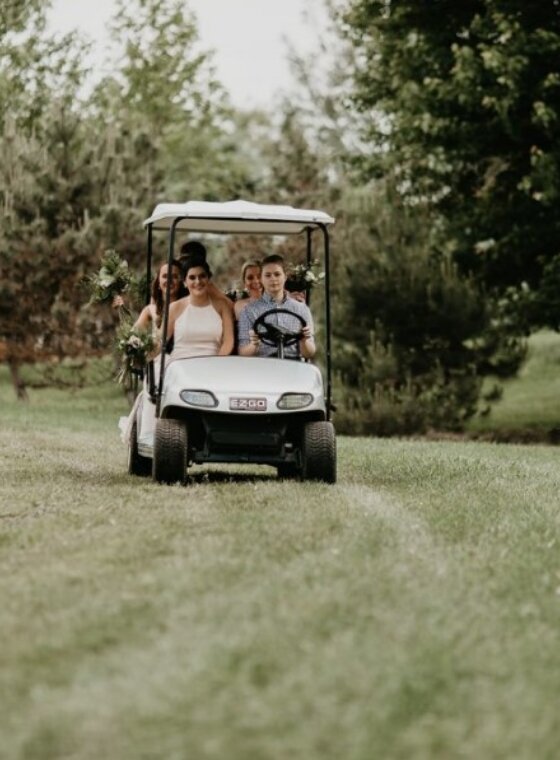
229, 397, 267, 411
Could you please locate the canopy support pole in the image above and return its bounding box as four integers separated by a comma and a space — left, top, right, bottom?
156, 217, 184, 417
318, 223, 332, 421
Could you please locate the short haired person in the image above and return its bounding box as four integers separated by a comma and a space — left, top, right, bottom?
238, 254, 316, 359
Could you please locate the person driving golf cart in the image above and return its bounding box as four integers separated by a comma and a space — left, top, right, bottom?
238, 254, 315, 360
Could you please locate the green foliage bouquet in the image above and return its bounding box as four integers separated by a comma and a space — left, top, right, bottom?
115, 321, 156, 386
86, 249, 134, 307
286, 261, 325, 292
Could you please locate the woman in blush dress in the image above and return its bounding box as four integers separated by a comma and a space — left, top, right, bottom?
122, 257, 233, 457
118, 260, 185, 444
167, 256, 234, 358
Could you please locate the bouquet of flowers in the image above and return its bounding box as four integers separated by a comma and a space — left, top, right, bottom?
286, 260, 325, 292
225, 287, 249, 302
115, 321, 156, 386
86, 249, 134, 308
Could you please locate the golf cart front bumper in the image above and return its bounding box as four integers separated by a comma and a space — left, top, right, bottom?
159, 355, 327, 465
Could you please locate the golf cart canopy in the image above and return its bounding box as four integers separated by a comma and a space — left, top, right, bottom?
143, 199, 335, 235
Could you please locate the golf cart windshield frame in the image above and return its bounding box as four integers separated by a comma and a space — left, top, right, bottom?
145, 214, 333, 421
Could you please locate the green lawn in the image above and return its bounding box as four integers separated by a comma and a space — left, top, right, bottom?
1, 369, 560, 759
468, 330, 560, 435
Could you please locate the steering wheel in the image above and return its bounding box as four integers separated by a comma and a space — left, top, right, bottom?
252, 308, 307, 348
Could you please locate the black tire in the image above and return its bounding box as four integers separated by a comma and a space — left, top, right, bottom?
128, 418, 151, 477
152, 418, 188, 484
300, 421, 337, 483
277, 462, 300, 479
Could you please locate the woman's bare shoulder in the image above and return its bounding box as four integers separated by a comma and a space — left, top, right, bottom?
170, 296, 190, 313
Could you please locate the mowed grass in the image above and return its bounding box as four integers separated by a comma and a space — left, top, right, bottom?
1, 369, 560, 759
468, 330, 560, 434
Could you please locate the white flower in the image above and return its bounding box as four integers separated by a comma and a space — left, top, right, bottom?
474, 238, 496, 254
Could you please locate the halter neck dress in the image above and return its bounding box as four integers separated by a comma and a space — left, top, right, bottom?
171, 301, 223, 360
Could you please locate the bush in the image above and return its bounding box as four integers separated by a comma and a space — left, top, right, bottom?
331, 187, 526, 435
333, 338, 482, 436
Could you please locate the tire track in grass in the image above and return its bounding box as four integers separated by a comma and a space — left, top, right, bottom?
337, 482, 560, 760
5, 484, 435, 759
4, 472, 560, 759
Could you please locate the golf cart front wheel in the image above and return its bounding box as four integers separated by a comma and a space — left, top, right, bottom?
301, 421, 337, 483
152, 418, 188, 484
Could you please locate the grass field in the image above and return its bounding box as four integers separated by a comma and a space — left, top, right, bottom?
468, 330, 560, 436
1, 367, 560, 759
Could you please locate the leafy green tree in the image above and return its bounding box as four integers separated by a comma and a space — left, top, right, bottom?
0, 0, 258, 398
104, 0, 251, 204
0, 7, 103, 397
0, 0, 42, 38
341, 1, 560, 305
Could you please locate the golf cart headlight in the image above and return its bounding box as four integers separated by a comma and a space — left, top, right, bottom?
277, 393, 313, 410
180, 390, 218, 408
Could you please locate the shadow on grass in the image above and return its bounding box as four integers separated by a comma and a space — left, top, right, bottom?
6, 453, 282, 489
70, 467, 277, 487
186, 469, 277, 485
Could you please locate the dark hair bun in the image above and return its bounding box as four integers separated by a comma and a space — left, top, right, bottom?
180, 240, 207, 259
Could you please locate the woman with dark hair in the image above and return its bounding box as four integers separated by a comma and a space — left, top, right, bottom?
167, 255, 234, 359
118, 260, 185, 448
120, 256, 233, 452
179, 239, 235, 315
128, 260, 186, 333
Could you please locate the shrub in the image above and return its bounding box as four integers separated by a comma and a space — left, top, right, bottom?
331, 187, 526, 435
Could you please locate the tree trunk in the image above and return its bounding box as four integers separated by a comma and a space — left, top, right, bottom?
8, 358, 29, 401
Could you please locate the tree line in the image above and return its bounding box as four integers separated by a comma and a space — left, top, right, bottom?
1, 0, 559, 433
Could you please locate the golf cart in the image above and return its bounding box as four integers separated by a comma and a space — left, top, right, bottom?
128, 200, 336, 484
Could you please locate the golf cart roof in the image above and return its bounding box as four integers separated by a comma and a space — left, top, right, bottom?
143, 199, 335, 235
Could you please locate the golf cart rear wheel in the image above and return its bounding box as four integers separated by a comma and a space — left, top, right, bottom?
152, 418, 188, 484
301, 421, 337, 483
128, 418, 151, 477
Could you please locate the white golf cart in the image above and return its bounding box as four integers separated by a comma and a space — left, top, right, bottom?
128, 200, 336, 484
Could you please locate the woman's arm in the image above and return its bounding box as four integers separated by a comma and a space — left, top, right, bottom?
133, 305, 153, 331
217, 300, 235, 355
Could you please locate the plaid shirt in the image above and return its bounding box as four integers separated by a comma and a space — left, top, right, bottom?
238, 292, 314, 358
